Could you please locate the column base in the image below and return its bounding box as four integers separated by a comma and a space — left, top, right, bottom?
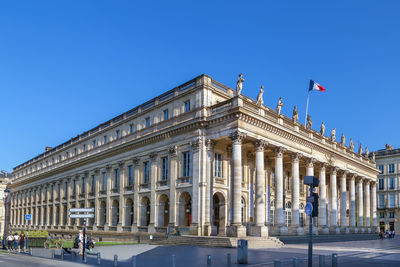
148, 223, 156, 233
312, 226, 319, 235
276, 225, 288, 235
203, 223, 212, 236
92, 225, 98, 231
319, 226, 330, 235
248, 225, 269, 237
350, 227, 358, 234
104, 225, 109, 231
189, 223, 201, 236
366, 227, 371, 233
359, 227, 365, 234
131, 224, 138, 233
329, 226, 340, 234
226, 225, 247, 237
340, 227, 350, 234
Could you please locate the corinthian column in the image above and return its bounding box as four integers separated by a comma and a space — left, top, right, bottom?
275, 146, 287, 234
340, 171, 349, 233
357, 178, 364, 232
291, 153, 302, 234
330, 167, 340, 234
227, 131, 247, 237
250, 140, 268, 237
318, 163, 328, 234
371, 181, 377, 232
365, 180, 371, 232
349, 175, 356, 232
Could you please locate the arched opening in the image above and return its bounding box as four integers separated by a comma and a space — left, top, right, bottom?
89, 202, 95, 226
111, 199, 119, 226
99, 201, 106, 226
241, 197, 246, 224
299, 203, 305, 227
212, 192, 226, 236
158, 194, 169, 227
178, 192, 191, 226
140, 196, 150, 226
285, 201, 292, 227
125, 198, 134, 226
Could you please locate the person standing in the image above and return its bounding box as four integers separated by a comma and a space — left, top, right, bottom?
7, 234, 14, 252
77, 230, 84, 256
13, 233, 20, 252
19, 231, 26, 252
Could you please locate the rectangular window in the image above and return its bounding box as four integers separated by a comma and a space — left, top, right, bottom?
144, 162, 150, 184
83, 144, 86, 152
104, 135, 108, 144
214, 153, 222, 177
130, 124, 134, 134
162, 157, 168, 181
66, 152, 69, 158
91, 175, 95, 193
102, 172, 107, 191
182, 151, 190, 177
390, 194, 395, 207
51, 185, 54, 200
93, 140, 96, 148
390, 177, 395, 189
379, 178, 384, 190
379, 194, 385, 208
81, 178, 85, 194
389, 212, 395, 218
145, 117, 150, 127
114, 169, 119, 188
184, 100, 191, 112
128, 166, 133, 186
163, 109, 169, 121
116, 130, 120, 140
74, 148, 77, 156
379, 212, 385, 218
378, 165, 384, 174
73, 180, 76, 195
389, 164, 395, 173
65, 182, 68, 198
59, 155, 62, 162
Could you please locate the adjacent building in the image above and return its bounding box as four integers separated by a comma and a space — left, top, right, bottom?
0, 170, 11, 238
9, 74, 379, 238
375, 145, 400, 232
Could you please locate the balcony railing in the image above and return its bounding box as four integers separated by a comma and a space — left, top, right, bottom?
111, 188, 119, 193
99, 190, 107, 196
157, 180, 168, 187
177, 177, 191, 184
124, 186, 134, 192
140, 183, 149, 190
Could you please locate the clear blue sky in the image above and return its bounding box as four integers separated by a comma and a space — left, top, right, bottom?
1, 1, 399, 172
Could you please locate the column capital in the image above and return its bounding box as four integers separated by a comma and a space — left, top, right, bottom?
149, 152, 158, 160
357, 176, 365, 183
291, 152, 302, 162
132, 157, 140, 165
230, 130, 246, 144
319, 162, 328, 170
191, 138, 203, 152
168, 146, 178, 157
306, 158, 316, 167
206, 139, 215, 150
274, 146, 286, 157
339, 170, 349, 177
255, 139, 268, 152
330, 166, 339, 174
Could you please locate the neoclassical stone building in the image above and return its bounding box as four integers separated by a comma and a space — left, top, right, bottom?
9, 74, 379, 237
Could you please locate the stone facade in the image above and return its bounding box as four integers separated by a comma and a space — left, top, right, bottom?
0, 170, 11, 238
9, 74, 379, 237
375, 146, 400, 232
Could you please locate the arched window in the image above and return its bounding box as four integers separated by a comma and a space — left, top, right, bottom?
285, 202, 292, 226
299, 203, 305, 227
241, 197, 246, 224
270, 200, 275, 225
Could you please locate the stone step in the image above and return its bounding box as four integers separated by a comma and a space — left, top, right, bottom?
277, 233, 378, 244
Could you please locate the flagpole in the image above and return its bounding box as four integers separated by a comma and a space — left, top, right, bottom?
305, 91, 310, 125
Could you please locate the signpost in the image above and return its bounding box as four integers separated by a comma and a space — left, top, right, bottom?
69, 208, 94, 261
303, 176, 319, 267
25, 214, 32, 250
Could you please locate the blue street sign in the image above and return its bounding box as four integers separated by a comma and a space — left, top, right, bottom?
305, 202, 313, 215
25, 214, 32, 221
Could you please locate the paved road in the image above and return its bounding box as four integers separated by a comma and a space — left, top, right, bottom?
0, 252, 87, 267
1, 238, 399, 266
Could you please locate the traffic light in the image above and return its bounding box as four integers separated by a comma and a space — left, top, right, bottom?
312, 193, 319, 217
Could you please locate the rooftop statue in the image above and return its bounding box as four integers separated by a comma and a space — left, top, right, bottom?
236, 73, 244, 96
365, 147, 369, 157
292, 106, 299, 123
330, 128, 336, 142
276, 97, 284, 115
341, 133, 345, 145
320, 122, 325, 136
256, 86, 264, 106
358, 143, 363, 155
306, 115, 312, 130
371, 152, 376, 162
349, 138, 354, 151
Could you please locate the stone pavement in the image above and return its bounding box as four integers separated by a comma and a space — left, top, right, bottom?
2, 238, 399, 266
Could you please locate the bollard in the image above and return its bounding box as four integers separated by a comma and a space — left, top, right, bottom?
293, 258, 299, 267
172, 254, 176, 267
227, 253, 231, 267
319, 255, 325, 267
274, 260, 281, 267
83, 253, 87, 263
114, 254, 118, 267
332, 253, 338, 267
237, 239, 248, 264
61, 249, 64, 261
97, 252, 101, 265
132, 255, 137, 267
51, 249, 55, 259
207, 255, 211, 266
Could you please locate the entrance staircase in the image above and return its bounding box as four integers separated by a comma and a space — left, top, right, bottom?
153, 235, 284, 248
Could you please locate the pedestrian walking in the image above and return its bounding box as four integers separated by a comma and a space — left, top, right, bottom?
19, 231, 26, 252
13, 233, 20, 252
7, 234, 14, 251
75, 230, 84, 256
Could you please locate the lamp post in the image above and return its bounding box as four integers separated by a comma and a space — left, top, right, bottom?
2, 186, 10, 250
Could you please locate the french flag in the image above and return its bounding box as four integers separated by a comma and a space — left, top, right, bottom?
309, 80, 326, 92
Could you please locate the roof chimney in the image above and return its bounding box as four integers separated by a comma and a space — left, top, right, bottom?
45, 146, 52, 152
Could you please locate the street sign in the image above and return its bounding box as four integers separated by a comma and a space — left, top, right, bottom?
305, 202, 313, 215
306, 196, 314, 203
69, 213, 95, 219
69, 208, 95, 213
25, 214, 32, 221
